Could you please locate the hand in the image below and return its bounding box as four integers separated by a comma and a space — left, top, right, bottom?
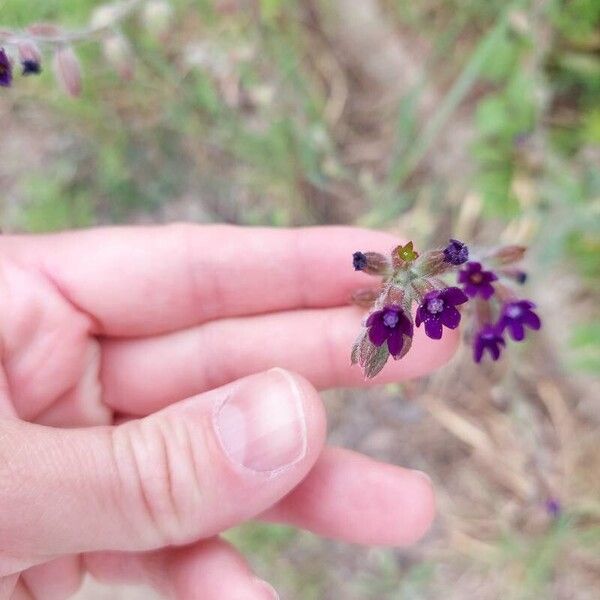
0, 225, 456, 599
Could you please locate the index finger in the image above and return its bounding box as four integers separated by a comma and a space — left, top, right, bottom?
0, 225, 398, 337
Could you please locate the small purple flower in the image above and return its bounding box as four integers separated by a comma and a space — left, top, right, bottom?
459, 261, 497, 299
366, 305, 413, 358
353, 251, 368, 271
415, 287, 468, 340
497, 300, 541, 341
545, 498, 561, 519
473, 324, 506, 362
0, 48, 13, 87
443, 239, 469, 265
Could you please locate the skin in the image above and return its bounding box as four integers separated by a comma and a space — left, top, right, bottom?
0, 225, 458, 600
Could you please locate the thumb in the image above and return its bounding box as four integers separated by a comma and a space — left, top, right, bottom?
0, 369, 325, 563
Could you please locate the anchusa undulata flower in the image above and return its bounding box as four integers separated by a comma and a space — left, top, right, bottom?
351, 238, 541, 378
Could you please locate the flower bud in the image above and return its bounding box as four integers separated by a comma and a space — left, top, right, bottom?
103, 32, 134, 81
18, 40, 42, 75
27, 23, 61, 37
443, 239, 469, 265
90, 4, 122, 29
142, 0, 174, 40
352, 251, 391, 276
500, 268, 527, 284
415, 249, 452, 276
350, 288, 380, 308
53, 46, 82, 97
492, 245, 527, 265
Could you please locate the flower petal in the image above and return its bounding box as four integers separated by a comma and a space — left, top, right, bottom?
415, 306, 426, 327
489, 342, 501, 361
509, 321, 525, 341
386, 330, 404, 357
368, 319, 389, 346
441, 306, 461, 329
441, 286, 468, 306
424, 318, 443, 340
523, 310, 541, 330
366, 310, 384, 327
480, 283, 495, 300
473, 338, 484, 363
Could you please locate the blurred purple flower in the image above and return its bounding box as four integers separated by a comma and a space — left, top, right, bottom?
459, 261, 497, 299
545, 497, 561, 519
415, 287, 468, 340
367, 305, 413, 358
473, 324, 505, 362
443, 239, 469, 265
0, 48, 13, 87
498, 300, 541, 341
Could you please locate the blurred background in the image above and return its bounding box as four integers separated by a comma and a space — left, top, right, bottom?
1, 0, 599, 598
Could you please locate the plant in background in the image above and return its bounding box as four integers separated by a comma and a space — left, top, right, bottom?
0, 0, 173, 96
351, 239, 541, 378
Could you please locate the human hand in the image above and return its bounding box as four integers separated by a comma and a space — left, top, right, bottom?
0, 225, 457, 599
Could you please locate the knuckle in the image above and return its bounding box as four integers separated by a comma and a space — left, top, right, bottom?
110, 415, 210, 547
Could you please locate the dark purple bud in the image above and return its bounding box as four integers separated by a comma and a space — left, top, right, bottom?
352, 251, 391, 276
415, 287, 468, 340
366, 305, 413, 358
18, 40, 42, 76
458, 261, 498, 299
501, 268, 527, 284
443, 239, 469, 265
22, 59, 42, 75
353, 252, 367, 271
0, 48, 13, 87
473, 324, 505, 363
497, 300, 541, 341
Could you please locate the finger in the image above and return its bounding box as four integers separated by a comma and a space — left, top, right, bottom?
0, 370, 325, 557
9, 581, 33, 600
21, 556, 82, 600
264, 447, 435, 546
0, 225, 398, 336
86, 538, 278, 600
102, 306, 458, 415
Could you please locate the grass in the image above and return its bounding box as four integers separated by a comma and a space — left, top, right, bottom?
1, 0, 599, 598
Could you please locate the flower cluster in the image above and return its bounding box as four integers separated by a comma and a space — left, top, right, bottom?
0, 0, 173, 96
351, 239, 541, 377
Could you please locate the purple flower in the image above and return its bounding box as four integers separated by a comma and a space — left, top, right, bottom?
459, 261, 497, 299
0, 48, 13, 87
497, 300, 541, 341
545, 498, 561, 519
415, 287, 468, 340
366, 305, 413, 358
443, 239, 469, 265
473, 324, 506, 362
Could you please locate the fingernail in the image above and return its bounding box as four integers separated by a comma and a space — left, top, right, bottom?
214, 368, 307, 474
252, 577, 280, 599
